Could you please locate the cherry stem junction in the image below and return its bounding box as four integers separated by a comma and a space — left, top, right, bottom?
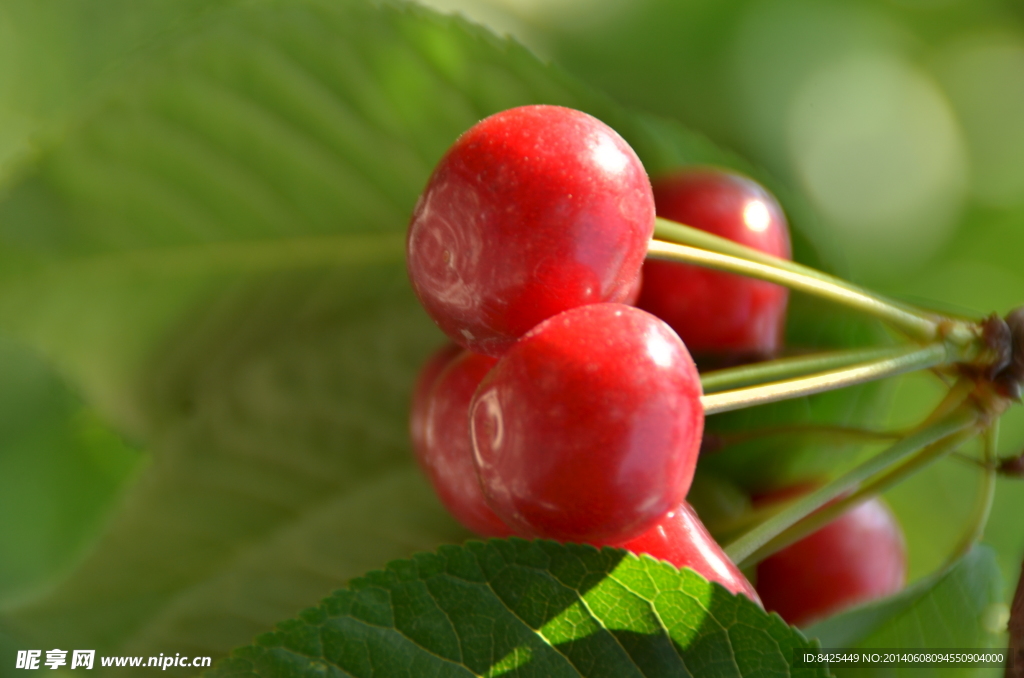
725, 405, 981, 566
650, 217, 1015, 571
651, 218, 978, 347
701, 343, 950, 416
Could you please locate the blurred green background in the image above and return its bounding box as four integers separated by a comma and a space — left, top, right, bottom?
0, 0, 1022, 671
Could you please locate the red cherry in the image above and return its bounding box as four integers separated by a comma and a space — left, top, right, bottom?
409, 342, 462, 465
638, 168, 791, 358
755, 494, 906, 626
605, 502, 762, 605
407, 105, 656, 357
470, 303, 704, 543
621, 270, 643, 306
417, 351, 512, 538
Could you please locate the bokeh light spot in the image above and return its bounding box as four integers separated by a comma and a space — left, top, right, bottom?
938, 33, 1024, 208
786, 52, 967, 280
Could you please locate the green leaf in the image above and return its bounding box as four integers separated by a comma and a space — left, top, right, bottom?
805, 546, 1004, 677
0, 335, 142, 608
0, 624, 23, 678
5, 269, 475, 656
0, 0, 232, 176
209, 539, 826, 678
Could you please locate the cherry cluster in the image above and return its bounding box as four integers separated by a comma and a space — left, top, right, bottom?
406, 104, 906, 624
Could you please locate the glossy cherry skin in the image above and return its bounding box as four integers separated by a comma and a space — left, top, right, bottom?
407, 105, 656, 357
409, 342, 462, 464
470, 303, 704, 543
638, 168, 791, 358
755, 495, 907, 627
417, 350, 512, 538
602, 502, 762, 604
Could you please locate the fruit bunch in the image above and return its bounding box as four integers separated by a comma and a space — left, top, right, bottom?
405, 103, 797, 606
404, 103, 1024, 625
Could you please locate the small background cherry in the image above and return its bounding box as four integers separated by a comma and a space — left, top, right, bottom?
604, 502, 762, 604
410, 342, 462, 465
755, 492, 906, 626
418, 350, 511, 538
638, 168, 791, 360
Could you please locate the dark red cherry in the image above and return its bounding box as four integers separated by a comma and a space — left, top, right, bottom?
418, 351, 511, 538
605, 502, 761, 605
638, 168, 791, 359
470, 303, 704, 543
407, 105, 656, 357
409, 342, 462, 465
755, 494, 906, 626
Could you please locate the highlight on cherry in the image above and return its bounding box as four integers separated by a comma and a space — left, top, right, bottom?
405, 104, 1024, 625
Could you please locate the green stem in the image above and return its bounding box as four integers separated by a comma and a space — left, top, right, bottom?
654, 217, 850, 288
951, 451, 987, 469
651, 219, 976, 345
724, 405, 980, 565
920, 377, 977, 428
946, 421, 998, 566
700, 345, 920, 393
738, 427, 978, 567
706, 421, 915, 535
701, 343, 949, 416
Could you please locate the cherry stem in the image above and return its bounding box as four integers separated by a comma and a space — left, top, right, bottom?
743, 427, 978, 568
920, 376, 977, 427
701, 343, 950, 416
700, 345, 922, 393
650, 218, 978, 347
946, 421, 998, 567
724, 404, 980, 566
